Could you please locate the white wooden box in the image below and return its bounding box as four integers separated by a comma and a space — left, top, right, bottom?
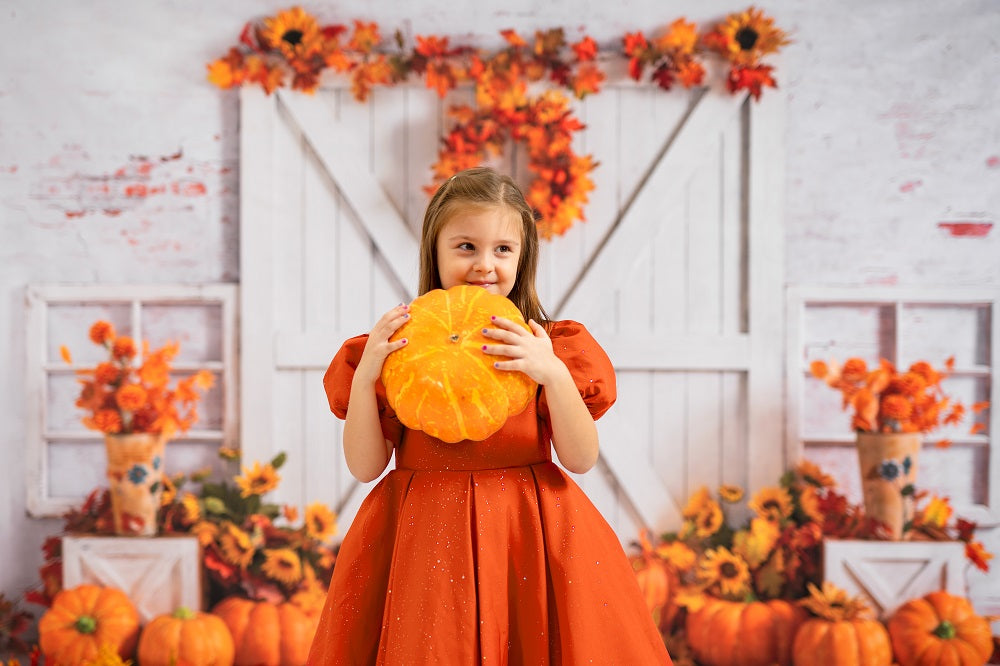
62, 535, 202, 623
823, 538, 967, 619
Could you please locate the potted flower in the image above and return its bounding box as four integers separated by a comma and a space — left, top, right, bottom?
62, 319, 214, 536
809, 356, 989, 539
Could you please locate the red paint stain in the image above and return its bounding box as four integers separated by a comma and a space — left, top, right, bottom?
135, 162, 154, 176
103, 209, 122, 216
65, 210, 86, 218
125, 184, 148, 197
988, 156, 1000, 168
899, 180, 922, 193
938, 222, 993, 237
174, 181, 207, 196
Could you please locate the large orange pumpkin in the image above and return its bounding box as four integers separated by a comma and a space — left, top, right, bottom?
382, 285, 537, 443
792, 581, 892, 665
38, 584, 140, 665
686, 597, 808, 666
138, 606, 235, 666
888, 591, 993, 666
630, 530, 680, 634
212, 597, 319, 666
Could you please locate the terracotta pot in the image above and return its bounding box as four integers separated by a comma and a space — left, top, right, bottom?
104, 433, 167, 536
856, 431, 921, 540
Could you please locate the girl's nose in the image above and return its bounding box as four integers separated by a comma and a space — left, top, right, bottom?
474, 253, 493, 272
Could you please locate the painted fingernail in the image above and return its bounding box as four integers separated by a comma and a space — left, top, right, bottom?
491, 315, 496, 321
401, 338, 407, 344
482, 345, 488, 351
481, 328, 488, 334
403, 313, 410, 318
493, 362, 499, 368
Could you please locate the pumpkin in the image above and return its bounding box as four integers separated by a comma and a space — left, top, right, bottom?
212, 597, 319, 666
630, 530, 680, 633
382, 285, 537, 443
888, 591, 993, 666
686, 596, 808, 666
138, 606, 235, 666
792, 582, 892, 666
38, 584, 140, 665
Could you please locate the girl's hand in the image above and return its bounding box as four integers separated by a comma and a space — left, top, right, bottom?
355, 303, 410, 385
482, 317, 568, 386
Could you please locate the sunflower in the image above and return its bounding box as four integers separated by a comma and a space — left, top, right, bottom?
235, 461, 281, 498
797, 485, 823, 524
799, 581, 871, 623
796, 460, 835, 488
699, 547, 750, 598
219, 522, 255, 568
261, 548, 303, 586
748, 487, 793, 522
693, 502, 724, 538
718, 484, 744, 503
180, 492, 201, 524
654, 540, 697, 572
305, 502, 337, 541
731, 517, 779, 568
260, 7, 323, 62
705, 7, 789, 68
190, 520, 219, 548
682, 486, 712, 519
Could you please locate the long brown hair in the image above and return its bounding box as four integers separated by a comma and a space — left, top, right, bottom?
418, 167, 549, 324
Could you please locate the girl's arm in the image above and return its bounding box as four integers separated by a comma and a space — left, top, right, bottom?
485, 318, 599, 474
343, 304, 410, 482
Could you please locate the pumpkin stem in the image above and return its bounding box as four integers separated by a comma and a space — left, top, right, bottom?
172, 606, 196, 620
74, 615, 98, 634
933, 620, 956, 639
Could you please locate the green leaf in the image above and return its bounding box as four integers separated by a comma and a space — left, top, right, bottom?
271, 451, 287, 470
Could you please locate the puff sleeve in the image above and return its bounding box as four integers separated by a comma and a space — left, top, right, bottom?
537, 320, 617, 422
322, 334, 404, 446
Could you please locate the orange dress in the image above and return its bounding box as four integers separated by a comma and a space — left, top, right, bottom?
307, 321, 672, 665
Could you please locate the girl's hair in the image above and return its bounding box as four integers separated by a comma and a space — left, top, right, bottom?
418, 167, 549, 324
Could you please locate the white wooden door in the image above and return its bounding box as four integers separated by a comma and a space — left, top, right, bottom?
239, 81, 785, 542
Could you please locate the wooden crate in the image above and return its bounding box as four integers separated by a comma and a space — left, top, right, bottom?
823, 538, 966, 619
62, 535, 202, 623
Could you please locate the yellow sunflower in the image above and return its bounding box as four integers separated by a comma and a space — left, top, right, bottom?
305, 502, 338, 541
694, 502, 724, 538
190, 520, 219, 548
261, 7, 323, 61
682, 486, 712, 519
219, 523, 255, 568
235, 461, 281, 498
731, 517, 779, 568
180, 492, 201, 524
708, 7, 789, 67
654, 541, 697, 572
797, 485, 823, 524
796, 460, 835, 488
718, 484, 744, 503
699, 547, 751, 598
261, 548, 303, 586
748, 486, 794, 522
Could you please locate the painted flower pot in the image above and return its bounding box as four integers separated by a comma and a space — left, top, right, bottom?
856, 432, 921, 540
104, 433, 167, 536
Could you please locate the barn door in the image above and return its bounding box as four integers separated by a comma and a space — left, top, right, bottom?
239, 81, 785, 541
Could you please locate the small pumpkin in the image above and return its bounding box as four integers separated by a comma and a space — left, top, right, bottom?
888, 590, 993, 666
38, 584, 140, 666
212, 597, 319, 666
138, 606, 235, 666
686, 596, 808, 666
792, 582, 892, 666
382, 285, 537, 443
630, 530, 680, 634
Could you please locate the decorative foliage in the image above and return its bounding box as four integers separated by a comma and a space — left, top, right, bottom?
0, 594, 33, 655
809, 356, 989, 442
24, 451, 338, 613
62, 320, 214, 437
206, 6, 788, 238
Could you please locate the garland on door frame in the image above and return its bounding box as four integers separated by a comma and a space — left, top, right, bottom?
207, 6, 788, 238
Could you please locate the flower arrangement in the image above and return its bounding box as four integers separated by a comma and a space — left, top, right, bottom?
24, 450, 338, 613
641, 460, 992, 642
62, 320, 214, 437
810, 356, 989, 444
206, 6, 788, 238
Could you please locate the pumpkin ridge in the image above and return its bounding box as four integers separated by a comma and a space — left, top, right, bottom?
439, 370, 469, 441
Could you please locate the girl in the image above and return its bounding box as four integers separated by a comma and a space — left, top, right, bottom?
308, 167, 672, 665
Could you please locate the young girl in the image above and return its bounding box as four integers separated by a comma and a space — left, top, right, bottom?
308, 167, 672, 665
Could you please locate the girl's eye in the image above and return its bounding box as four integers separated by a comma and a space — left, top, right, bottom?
457, 242, 474, 251
496, 245, 511, 254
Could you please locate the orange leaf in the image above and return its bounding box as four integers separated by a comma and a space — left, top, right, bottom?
59, 345, 73, 364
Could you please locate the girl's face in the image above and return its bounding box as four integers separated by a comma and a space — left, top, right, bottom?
435, 206, 522, 297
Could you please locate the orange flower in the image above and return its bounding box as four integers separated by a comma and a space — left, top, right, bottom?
95, 362, 120, 386
89, 320, 115, 345
699, 548, 750, 597
966, 540, 993, 572
694, 502, 724, 538
236, 461, 281, 498
304, 502, 337, 541
283, 504, 300, 523
115, 384, 147, 412
748, 487, 793, 522
219, 523, 255, 568
261, 548, 303, 586
841, 358, 868, 383
88, 409, 122, 434
111, 336, 137, 360
796, 460, 835, 488
718, 484, 744, 503
879, 394, 913, 422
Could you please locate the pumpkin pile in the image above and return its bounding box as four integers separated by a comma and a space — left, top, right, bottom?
382, 285, 537, 443
36, 584, 324, 666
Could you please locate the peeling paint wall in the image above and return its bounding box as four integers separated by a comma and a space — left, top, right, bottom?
1, 0, 998, 620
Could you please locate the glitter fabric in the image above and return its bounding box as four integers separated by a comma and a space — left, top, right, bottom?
307, 321, 672, 665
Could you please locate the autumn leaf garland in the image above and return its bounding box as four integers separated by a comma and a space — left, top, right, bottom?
208, 6, 788, 238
